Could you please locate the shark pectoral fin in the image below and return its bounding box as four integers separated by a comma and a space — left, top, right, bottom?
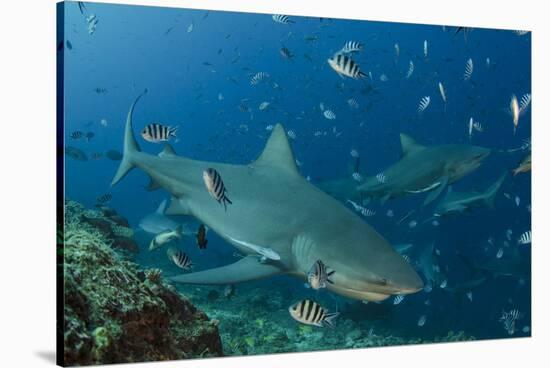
169, 256, 284, 285
165, 197, 191, 216
422, 176, 449, 206
156, 199, 167, 214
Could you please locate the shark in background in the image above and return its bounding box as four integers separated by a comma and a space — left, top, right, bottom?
317, 134, 490, 206
138, 199, 193, 235
415, 243, 445, 291
458, 249, 530, 280
434, 172, 508, 217
111, 91, 423, 302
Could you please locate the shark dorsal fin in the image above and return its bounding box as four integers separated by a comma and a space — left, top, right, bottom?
156, 199, 167, 214
254, 124, 299, 175
399, 134, 425, 157
159, 144, 177, 158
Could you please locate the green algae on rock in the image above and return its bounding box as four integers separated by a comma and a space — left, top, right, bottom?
61, 200, 223, 365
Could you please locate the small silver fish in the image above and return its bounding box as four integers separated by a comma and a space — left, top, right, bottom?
149, 225, 183, 251
351, 172, 362, 182
323, 109, 336, 120
417, 315, 427, 327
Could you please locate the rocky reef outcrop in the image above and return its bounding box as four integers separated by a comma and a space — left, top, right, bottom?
60, 200, 223, 366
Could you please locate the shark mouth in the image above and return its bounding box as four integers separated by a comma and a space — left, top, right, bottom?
227, 235, 281, 261
406, 181, 441, 194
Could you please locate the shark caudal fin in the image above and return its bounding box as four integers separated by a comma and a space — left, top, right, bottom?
484, 172, 508, 208
111, 89, 148, 186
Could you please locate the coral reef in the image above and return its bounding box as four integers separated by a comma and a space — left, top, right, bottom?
61, 200, 223, 365
65, 200, 139, 253
174, 284, 477, 357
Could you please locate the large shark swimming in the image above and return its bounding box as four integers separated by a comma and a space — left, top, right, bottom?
111, 91, 423, 302
318, 134, 490, 206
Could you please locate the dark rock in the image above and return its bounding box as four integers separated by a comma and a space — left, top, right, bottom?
109, 215, 130, 228
82, 216, 114, 237
113, 236, 139, 254
207, 290, 220, 301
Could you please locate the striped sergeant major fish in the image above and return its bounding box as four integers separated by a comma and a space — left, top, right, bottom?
272, 14, 294, 24
167, 248, 193, 270
250, 72, 270, 85
203, 168, 233, 210
307, 260, 335, 289
338, 41, 363, 54
288, 299, 339, 327
141, 123, 178, 143
517, 230, 531, 245
96, 193, 112, 204
327, 54, 367, 79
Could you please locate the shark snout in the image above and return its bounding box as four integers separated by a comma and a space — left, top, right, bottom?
383, 265, 424, 295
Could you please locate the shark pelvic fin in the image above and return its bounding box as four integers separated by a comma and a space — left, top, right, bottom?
159, 144, 177, 158
422, 175, 449, 206
169, 255, 284, 285
399, 133, 425, 157
111, 89, 148, 186
165, 197, 191, 216
253, 124, 299, 176
145, 176, 161, 191
156, 199, 167, 214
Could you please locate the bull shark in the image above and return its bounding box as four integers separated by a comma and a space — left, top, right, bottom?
318, 134, 490, 206
111, 91, 423, 302
434, 172, 508, 217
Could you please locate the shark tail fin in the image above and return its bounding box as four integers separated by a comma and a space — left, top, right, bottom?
111, 89, 148, 186
484, 172, 508, 208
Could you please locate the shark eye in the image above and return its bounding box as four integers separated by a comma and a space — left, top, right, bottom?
373, 277, 388, 286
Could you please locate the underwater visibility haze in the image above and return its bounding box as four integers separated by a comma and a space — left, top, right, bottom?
59, 1, 532, 365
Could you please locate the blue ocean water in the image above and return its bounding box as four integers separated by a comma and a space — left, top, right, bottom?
62, 1, 531, 351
